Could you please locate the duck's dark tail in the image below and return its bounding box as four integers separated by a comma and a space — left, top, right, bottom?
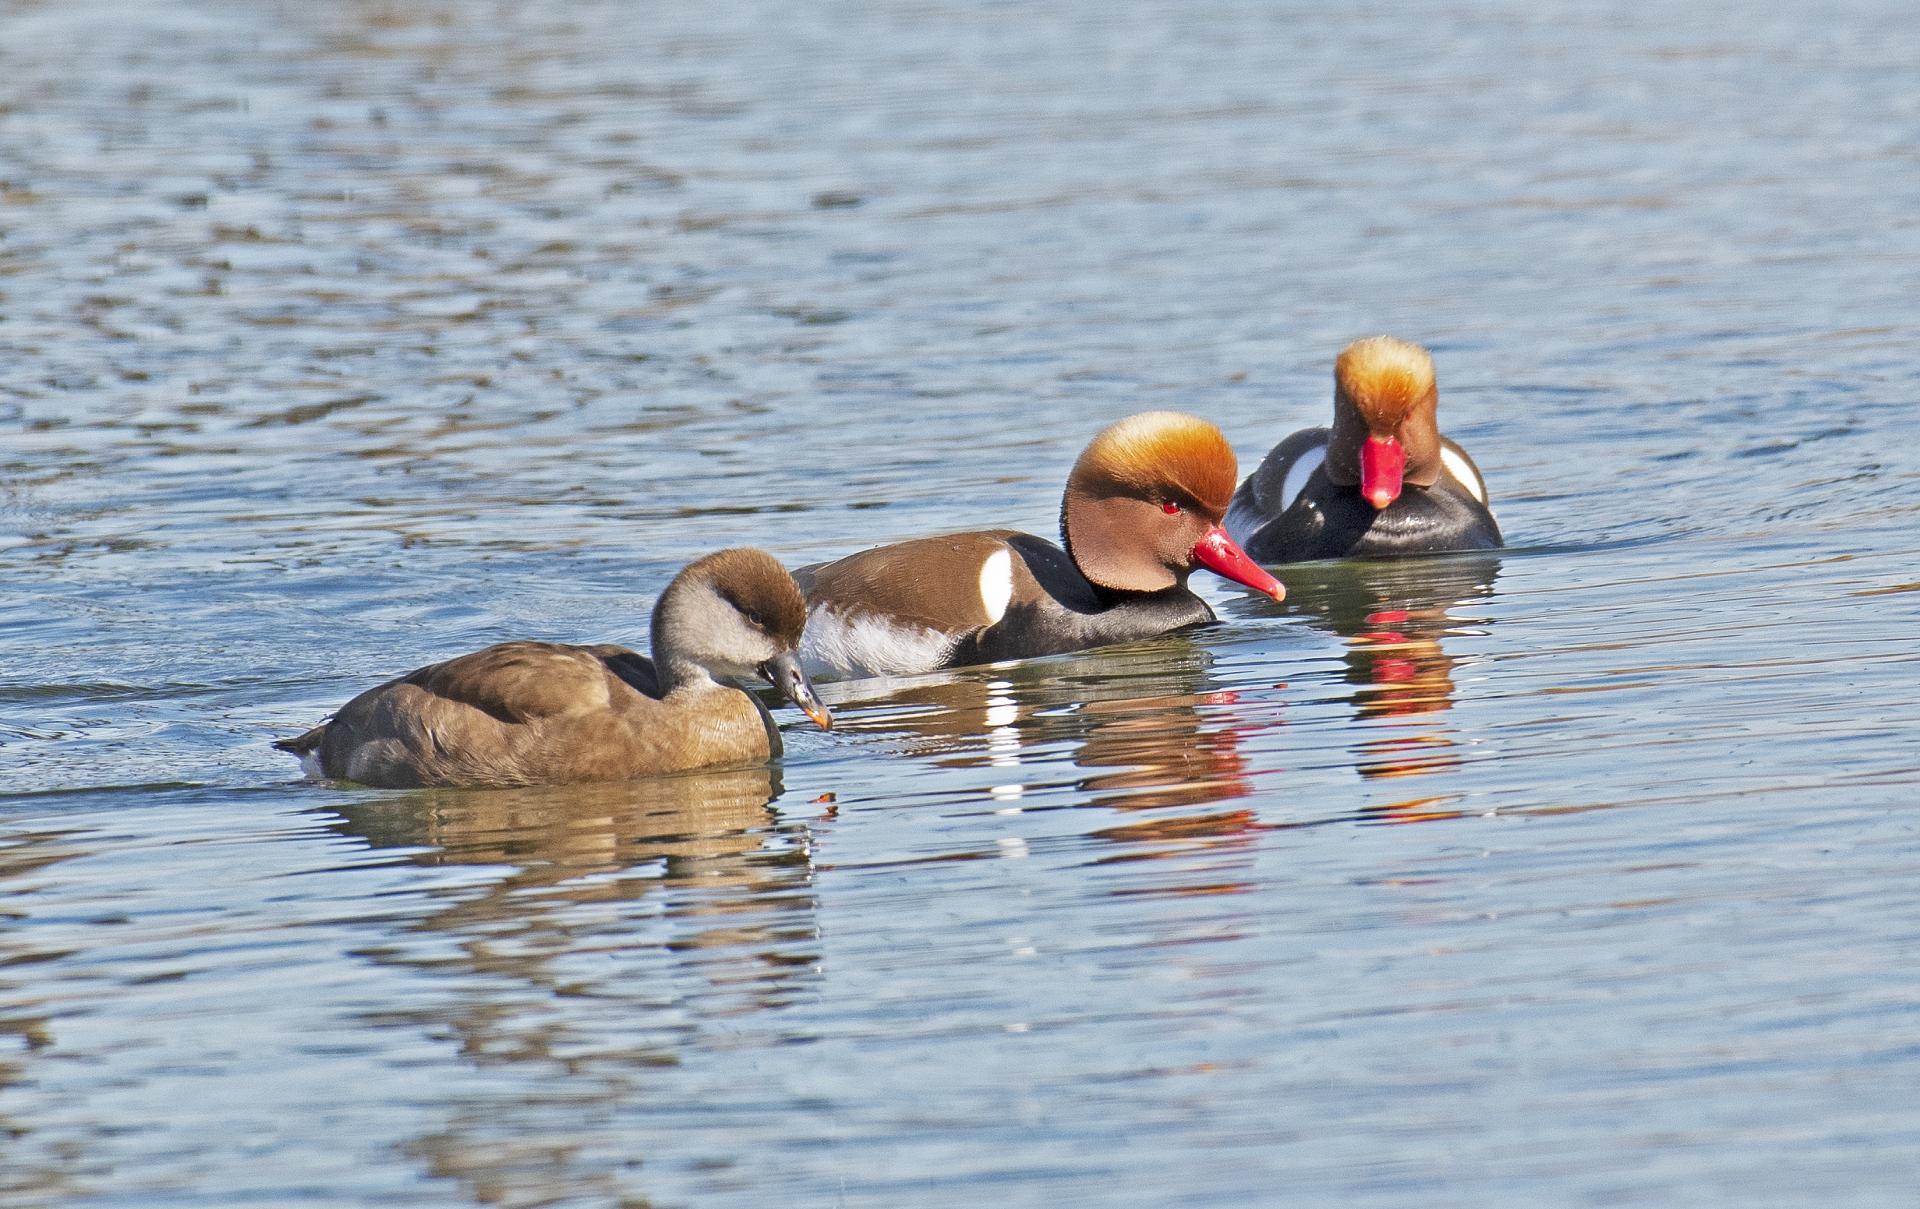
272, 724, 327, 755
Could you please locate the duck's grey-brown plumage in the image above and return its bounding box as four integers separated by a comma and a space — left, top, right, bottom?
273, 548, 831, 789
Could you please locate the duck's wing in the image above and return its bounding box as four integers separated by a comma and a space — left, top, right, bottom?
402, 641, 648, 723
1436, 436, 1492, 507
580, 643, 662, 699
1226, 427, 1331, 549
301, 642, 660, 787
798, 530, 1033, 678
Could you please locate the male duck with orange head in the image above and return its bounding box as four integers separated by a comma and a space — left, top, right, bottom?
796, 411, 1285, 680
1225, 336, 1501, 563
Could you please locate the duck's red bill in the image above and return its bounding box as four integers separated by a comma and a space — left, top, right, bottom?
1192, 527, 1285, 601
1361, 435, 1406, 510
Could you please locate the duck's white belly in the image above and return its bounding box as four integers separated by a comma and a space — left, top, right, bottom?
800, 605, 957, 680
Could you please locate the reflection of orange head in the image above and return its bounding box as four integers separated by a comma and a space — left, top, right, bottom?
1356, 734, 1461, 781
1093, 809, 1263, 845
1283, 553, 1498, 792
1347, 606, 1461, 788
1089, 810, 1265, 898
1348, 624, 1455, 720
1360, 792, 1468, 823
1076, 691, 1252, 811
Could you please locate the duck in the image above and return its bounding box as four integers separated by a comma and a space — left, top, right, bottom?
794, 411, 1285, 680
272, 548, 833, 788
1224, 336, 1501, 563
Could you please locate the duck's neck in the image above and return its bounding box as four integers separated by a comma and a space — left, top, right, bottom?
1082, 565, 1197, 609
648, 578, 724, 694
1059, 581, 1215, 647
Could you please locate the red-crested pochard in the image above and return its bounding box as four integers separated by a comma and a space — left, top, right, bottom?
273, 548, 832, 788
1225, 336, 1502, 562
794, 411, 1285, 680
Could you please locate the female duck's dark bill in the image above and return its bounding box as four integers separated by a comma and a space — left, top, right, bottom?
763, 649, 833, 729
1191, 527, 1286, 600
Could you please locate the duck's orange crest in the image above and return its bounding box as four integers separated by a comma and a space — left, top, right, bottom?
1072, 411, 1238, 516
1336, 336, 1436, 431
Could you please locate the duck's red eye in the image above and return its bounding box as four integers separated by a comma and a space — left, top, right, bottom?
1162, 502, 1180, 515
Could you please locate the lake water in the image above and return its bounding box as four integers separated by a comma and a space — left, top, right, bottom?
4, 0, 1919, 1204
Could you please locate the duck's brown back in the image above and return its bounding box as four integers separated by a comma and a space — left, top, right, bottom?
795, 530, 1040, 632
310, 641, 774, 788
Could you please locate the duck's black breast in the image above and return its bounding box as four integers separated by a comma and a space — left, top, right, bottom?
1228, 432, 1501, 564
945, 534, 1217, 666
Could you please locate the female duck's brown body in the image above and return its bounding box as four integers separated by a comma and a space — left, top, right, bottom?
274, 548, 831, 789
1226, 337, 1502, 563
796, 412, 1285, 680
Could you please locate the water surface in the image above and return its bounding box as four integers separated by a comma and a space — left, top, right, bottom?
4, 1, 1920, 1204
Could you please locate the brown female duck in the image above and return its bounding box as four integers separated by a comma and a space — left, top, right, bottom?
273, 548, 831, 788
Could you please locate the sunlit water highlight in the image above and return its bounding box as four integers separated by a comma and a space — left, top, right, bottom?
3, 1, 1919, 1205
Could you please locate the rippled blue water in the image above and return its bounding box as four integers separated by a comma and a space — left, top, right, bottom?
4, 1, 1920, 1204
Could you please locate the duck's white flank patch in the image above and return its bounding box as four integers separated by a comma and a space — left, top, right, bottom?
300, 749, 324, 779
1281, 444, 1326, 508
1439, 446, 1485, 502
800, 605, 955, 680
978, 549, 1013, 625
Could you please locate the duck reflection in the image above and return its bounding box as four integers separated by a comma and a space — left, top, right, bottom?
0, 827, 79, 1197
822, 639, 1254, 811
319, 770, 816, 1204
325, 768, 816, 1010
1279, 554, 1500, 813
1072, 687, 1252, 812
333, 768, 790, 886
822, 639, 1271, 876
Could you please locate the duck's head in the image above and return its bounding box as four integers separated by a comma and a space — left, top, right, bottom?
1061, 411, 1285, 600
653, 548, 832, 729
1327, 336, 1442, 510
